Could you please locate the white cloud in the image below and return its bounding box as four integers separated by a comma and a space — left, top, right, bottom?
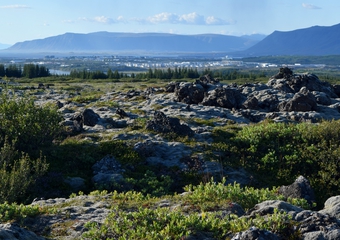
147, 12, 179, 24
302, 3, 321, 9
79, 16, 126, 24
76, 12, 232, 26
93, 16, 115, 24
142, 12, 232, 25
0, 5, 30, 9
179, 12, 205, 24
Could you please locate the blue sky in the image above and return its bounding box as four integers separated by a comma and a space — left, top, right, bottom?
1, 0, 340, 45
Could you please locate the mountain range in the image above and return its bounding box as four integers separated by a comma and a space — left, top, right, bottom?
240, 23, 340, 56
2, 23, 340, 56
4, 32, 262, 54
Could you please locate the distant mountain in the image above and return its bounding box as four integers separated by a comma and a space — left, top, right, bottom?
4, 32, 261, 54
0, 43, 11, 50
240, 23, 340, 56
240, 34, 267, 41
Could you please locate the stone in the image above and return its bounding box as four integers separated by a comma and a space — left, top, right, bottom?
201, 87, 246, 109
83, 108, 100, 126
278, 87, 317, 112
70, 112, 84, 132
231, 226, 279, 240
278, 175, 316, 206
319, 195, 340, 219
0, 223, 44, 240
146, 111, 194, 137
174, 82, 205, 104
248, 200, 303, 217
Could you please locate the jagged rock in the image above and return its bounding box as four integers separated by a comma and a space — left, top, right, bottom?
70, 112, 84, 132
146, 111, 194, 137
165, 82, 177, 92
0, 223, 44, 240
242, 96, 259, 109
201, 87, 246, 109
298, 212, 340, 236
333, 84, 340, 98
313, 91, 332, 105
303, 230, 340, 240
174, 82, 205, 104
231, 226, 279, 240
278, 87, 317, 112
248, 200, 303, 217
272, 67, 293, 79
268, 68, 336, 98
319, 195, 340, 219
83, 108, 100, 126
278, 175, 316, 206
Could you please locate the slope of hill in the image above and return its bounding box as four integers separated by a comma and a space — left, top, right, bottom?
241, 23, 340, 56
4, 32, 260, 54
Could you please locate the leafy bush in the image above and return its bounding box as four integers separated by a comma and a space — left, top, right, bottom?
0, 202, 42, 223
126, 170, 173, 197
82, 178, 305, 240
211, 120, 340, 207
0, 138, 48, 203
0, 93, 63, 156
183, 178, 310, 211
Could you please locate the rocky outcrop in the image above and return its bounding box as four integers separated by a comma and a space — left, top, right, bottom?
201, 87, 246, 109
146, 111, 194, 137
164, 67, 340, 123
0, 223, 44, 240
278, 175, 316, 206
83, 108, 100, 126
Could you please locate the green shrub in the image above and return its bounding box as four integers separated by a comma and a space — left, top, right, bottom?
183, 178, 310, 211
0, 138, 48, 203
126, 170, 173, 197
0, 202, 42, 223
211, 120, 340, 207
0, 93, 63, 156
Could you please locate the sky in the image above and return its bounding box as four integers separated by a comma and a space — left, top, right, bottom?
1, 0, 340, 45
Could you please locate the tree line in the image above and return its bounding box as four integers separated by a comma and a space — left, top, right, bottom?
0, 64, 50, 78
0, 63, 267, 81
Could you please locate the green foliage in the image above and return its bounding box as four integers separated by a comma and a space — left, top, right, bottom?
183, 178, 310, 211
211, 120, 340, 207
126, 170, 173, 197
0, 93, 63, 155
0, 138, 48, 203
0, 202, 42, 223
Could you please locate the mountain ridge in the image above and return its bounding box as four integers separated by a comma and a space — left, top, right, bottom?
240, 23, 340, 56
5, 32, 263, 54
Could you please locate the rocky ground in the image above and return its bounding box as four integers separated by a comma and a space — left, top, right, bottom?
2, 67, 340, 239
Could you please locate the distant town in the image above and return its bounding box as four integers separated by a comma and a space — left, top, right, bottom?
0, 55, 330, 76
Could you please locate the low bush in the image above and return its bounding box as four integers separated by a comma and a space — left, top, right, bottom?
211, 120, 340, 207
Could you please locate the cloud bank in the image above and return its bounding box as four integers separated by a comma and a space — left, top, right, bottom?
77, 12, 233, 25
